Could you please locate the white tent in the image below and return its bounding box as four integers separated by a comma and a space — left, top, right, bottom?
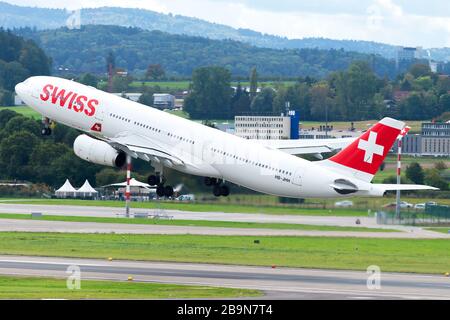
103, 178, 153, 189
76, 180, 98, 198
55, 179, 77, 198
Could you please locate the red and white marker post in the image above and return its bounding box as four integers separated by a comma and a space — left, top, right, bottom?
395, 127, 410, 220
125, 154, 132, 218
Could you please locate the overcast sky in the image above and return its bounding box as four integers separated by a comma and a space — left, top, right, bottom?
5, 0, 450, 48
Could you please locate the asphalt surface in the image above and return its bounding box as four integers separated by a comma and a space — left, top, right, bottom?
0, 218, 447, 238
0, 203, 447, 238
0, 255, 449, 300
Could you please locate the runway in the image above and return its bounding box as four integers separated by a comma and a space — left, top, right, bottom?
0, 203, 380, 227
0, 203, 447, 239
0, 218, 447, 238
0, 255, 449, 300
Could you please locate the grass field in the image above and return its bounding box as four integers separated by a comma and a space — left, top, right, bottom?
130, 80, 192, 90
0, 106, 41, 119
0, 275, 259, 299
164, 109, 190, 118
0, 213, 396, 232
0, 232, 448, 274
426, 228, 450, 234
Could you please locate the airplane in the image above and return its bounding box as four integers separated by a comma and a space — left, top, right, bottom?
15, 76, 437, 198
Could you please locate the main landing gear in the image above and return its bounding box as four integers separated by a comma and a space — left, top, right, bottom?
204, 177, 230, 197
148, 174, 174, 198
41, 117, 52, 136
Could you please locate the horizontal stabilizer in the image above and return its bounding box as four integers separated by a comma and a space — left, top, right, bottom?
375, 184, 439, 191
368, 183, 439, 196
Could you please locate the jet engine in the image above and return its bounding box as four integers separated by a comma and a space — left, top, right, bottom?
74, 134, 126, 168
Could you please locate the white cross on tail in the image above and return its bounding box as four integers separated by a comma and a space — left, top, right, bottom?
358, 131, 384, 164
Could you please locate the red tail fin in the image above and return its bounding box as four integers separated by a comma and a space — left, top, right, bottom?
326, 118, 404, 181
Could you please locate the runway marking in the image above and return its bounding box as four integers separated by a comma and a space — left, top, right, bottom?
0, 268, 447, 300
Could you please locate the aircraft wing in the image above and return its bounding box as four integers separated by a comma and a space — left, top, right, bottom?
252, 137, 356, 156
107, 132, 187, 167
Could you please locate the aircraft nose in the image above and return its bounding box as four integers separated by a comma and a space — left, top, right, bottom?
15, 82, 25, 96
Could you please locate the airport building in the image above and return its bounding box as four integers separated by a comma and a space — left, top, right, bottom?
397, 47, 420, 61
402, 122, 450, 156
234, 110, 300, 140
153, 93, 175, 110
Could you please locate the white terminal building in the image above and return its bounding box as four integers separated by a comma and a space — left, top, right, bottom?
235, 111, 299, 140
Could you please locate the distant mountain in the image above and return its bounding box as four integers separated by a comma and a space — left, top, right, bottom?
1, 1, 449, 62
14, 25, 398, 78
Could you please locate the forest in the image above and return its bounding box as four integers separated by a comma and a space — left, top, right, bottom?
15, 25, 402, 79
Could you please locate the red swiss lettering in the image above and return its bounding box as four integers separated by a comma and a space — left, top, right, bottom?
40, 84, 53, 101
40, 84, 98, 117
74, 95, 87, 113
85, 99, 98, 117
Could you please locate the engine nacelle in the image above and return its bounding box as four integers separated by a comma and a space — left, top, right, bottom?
73, 134, 126, 168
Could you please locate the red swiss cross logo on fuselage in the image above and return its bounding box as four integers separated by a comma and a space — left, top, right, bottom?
91, 123, 102, 132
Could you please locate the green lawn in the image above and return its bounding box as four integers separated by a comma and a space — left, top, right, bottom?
0, 106, 41, 119
0, 232, 448, 274
426, 228, 450, 234
164, 109, 190, 118
0, 213, 396, 232
0, 198, 368, 216
0, 275, 259, 299
129, 81, 192, 90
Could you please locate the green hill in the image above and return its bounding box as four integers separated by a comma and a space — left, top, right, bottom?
1, 1, 450, 62
15, 25, 397, 78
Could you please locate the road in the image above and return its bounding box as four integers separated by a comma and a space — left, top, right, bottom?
0, 203, 447, 238
0, 255, 449, 300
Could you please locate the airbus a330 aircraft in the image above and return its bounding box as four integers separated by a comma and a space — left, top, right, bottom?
15, 76, 437, 198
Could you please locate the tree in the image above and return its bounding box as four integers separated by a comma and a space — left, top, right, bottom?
0, 109, 18, 128
250, 87, 275, 113
138, 85, 162, 107
249, 67, 258, 101
231, 83, 251, 115
434, 161, 447, 171
424, 169, 449, 191
18, 41, 51, 76
405, 162, 424, 185
0, 60, 29, 91
146, 64, 165, 80
28, 142, 71, 186
0, 131, 38, 180
3, 116, 41, 137
111, 75, 132, 92
310, 82, 333, 120
409, 63, 431, 79
78, 73, 99, 88
439, 94, 450, 114
96, 168, 125, 186
184, 66, 232, 119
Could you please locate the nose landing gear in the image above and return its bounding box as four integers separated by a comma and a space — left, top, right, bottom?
41, 117, 52, 136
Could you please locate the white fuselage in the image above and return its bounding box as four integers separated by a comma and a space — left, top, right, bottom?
16, 76, 372, 198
